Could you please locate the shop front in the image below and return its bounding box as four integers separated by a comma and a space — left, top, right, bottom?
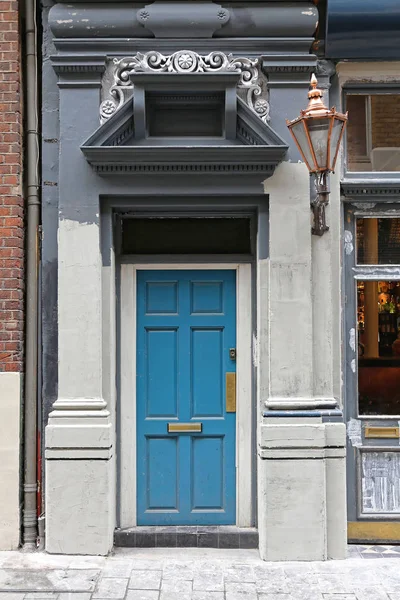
41, 0, 347, 559
338, 65, 400, 543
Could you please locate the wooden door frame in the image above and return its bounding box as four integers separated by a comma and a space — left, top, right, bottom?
119, 263, 253, 528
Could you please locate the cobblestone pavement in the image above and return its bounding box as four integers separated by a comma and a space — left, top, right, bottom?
0, 546, 399, 600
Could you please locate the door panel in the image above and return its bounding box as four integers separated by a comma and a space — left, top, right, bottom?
191, 436, 224, 510
137, 269, 236, 525
146, 437, 178, 510
145, 329, 178, 418
191, 328, 224, 417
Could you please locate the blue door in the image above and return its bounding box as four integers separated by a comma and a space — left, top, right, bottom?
137, 270, 236, 525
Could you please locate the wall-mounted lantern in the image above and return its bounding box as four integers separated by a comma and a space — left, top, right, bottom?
286, 74, 348, 236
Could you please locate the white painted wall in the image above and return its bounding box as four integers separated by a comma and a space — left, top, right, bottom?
0, 372, 21, 549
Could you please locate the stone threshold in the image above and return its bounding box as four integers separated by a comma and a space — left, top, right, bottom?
114, 526, 259, 549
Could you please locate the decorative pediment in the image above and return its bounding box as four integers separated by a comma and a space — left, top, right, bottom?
100, 50, 270, 125
81, 94, 288, 175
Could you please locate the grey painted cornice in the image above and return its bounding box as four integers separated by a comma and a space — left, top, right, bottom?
51, 54, 106, 73
51, 54, 107, 86
261, 53, 317, 87
81, 146, 283, 174
341, 180, 400, 200
49, 2, 318, 39
52, 37, 315, 58
261, 54, 316, 74
136, 1, 230, 38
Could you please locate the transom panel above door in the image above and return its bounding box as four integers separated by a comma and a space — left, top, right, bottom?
136, 269, 236, 525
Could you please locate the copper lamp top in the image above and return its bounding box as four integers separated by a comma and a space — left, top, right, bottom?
303, 74, 329, 116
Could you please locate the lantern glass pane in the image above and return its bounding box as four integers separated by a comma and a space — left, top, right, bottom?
329, 117, 345, 171
290, 120, 315, 171
307, 117, 330, 170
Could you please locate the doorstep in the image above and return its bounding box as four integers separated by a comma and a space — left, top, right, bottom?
114, 526, 259, 549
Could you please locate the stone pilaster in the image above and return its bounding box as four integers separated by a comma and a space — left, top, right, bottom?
257, 162, 347, 561
45, 57, 115, 555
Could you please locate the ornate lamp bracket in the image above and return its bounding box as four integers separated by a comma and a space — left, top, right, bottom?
312, 171, 330, 236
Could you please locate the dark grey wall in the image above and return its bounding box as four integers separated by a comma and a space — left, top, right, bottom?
40, 0, 320, 442
41, 0, 59, 427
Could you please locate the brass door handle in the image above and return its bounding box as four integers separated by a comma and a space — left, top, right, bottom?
167, 423, 202, 433
226, 372, 236, 412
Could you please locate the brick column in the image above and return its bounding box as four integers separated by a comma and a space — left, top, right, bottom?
0, 0, 23, 549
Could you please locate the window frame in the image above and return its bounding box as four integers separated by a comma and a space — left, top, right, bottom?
342, 84, 400, 182
344, 203, 400, 422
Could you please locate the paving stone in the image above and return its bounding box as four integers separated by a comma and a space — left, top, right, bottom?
161, 579, 192, 593
0, 570, 99, 593
225, 593, 257, 600
162, 563, 194, 581
255, 579, 290, 595
253, 566, 286, 581
1, 555, 70, 571
258, 595, 292, 600
313, 561, 353, 574
286, 584, 324, 600
192, 593, 225, 600
126, 592, 160, 600
384, 586, 400, 594
225, 581, 257, 599
159, 593, 190, 600
353, 587, 390, 600
130, 561, 163, 572
24, 595, 59, 599
68, 558, 106, 570
381, 574, 400, 593
198, 561, 225, 573
58, 594, 92, 600
321, 596, 357, 600
345, 567, 381, 586
223, 566, 255, 583
225, 582, 256, 594
128, 571, 162, 591
102, 561, 134, 578
284, 572, 319, 586
317, 574, 351, 594
92, 577, 129, 599
193, 573, 224, 592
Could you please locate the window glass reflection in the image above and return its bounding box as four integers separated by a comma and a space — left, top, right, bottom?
357, 218, 400, 265
358, 280, 400, 415
346, 94, 400, 172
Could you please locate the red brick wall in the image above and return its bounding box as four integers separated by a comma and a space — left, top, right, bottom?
0, 0, 23, 373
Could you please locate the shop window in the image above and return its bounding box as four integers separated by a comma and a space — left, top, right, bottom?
357, 217, 400, 264
346, 93, 400, 172
357, 279, 400, 415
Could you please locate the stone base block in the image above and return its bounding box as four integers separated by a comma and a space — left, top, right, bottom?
0, 372, 21, 550
258, 419, 347, 561
46, 455, 114, 555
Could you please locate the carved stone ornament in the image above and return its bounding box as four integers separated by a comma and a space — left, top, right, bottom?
100, 50, 270, 125
136, 1, 230, 38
